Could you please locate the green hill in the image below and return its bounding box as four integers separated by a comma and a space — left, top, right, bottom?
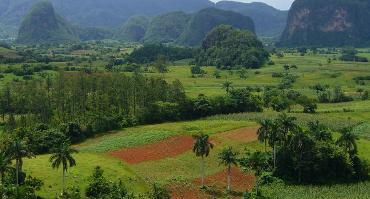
115, 16, 149, 42
177, 8, 255, 46
216, 1, 288, 38
16, 1, 79, 44
195, 25, 269, 69
279, 0, 370, 47
143, 12, 190, 43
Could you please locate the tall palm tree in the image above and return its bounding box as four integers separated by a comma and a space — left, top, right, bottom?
0, 150, 12, 183
257, 119, 274, 151
193, 133, 213, 188
289, 128, 312, 183
336, 127, 358, 156
50, 141, 78, 194
9, 139, 33, 186
218, 147, 238, 191
276, 113, 297, 142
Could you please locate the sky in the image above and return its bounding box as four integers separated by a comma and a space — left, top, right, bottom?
211, 0, 294, 10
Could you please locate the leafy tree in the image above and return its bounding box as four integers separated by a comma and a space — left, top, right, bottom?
239, 151, 271, 195
0, 150, 11, 183
222, 81, 233, 94
154, 55, 168, 74
85, 166, 111, 198
49, 141, 77, 194
192, 133, 214, 188
218, 147, 238, 191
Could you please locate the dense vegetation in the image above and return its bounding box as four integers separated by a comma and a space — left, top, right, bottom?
143, 12, 190, 44
16, 1, 79, 45
115, 16, 149, 42
280, 0, 370, 47
215, 1, 288, 38
195, 25, 269, 69
178, 8, 255, 46
127, 44, 194, 64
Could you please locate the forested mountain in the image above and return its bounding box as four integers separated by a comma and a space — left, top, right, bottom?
143, 12, 190, 43
178, 8, 255, 46
0, 0, 289, 40
0, 0, 213, 38
215, 1, 288, 38
16, 1, 79, 44
279, 0, 370, 47
115, 16, 150, 42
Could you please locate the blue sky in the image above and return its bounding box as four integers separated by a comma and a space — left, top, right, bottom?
211, 0, 294, 10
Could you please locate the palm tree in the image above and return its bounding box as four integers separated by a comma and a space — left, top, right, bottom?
0, 150, 12, 183
289, 128, 312, 183
222, 81, 233, 94
336, 127, 358, 156
50, 141, 78, 194
9, 139, 33, 186
276, 113, 297, 142
193, 133, 214, 188
218, 147, 238, 191
257, 119, 274, 151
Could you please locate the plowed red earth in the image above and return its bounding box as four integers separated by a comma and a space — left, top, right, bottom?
108, 135, 193, 164
170, 167, 255, 199
218, 127, 258, 143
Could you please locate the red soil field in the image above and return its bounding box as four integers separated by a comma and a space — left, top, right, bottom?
218, 127, 258, 143
170, 167, 255, 199
108, 135, 194, 164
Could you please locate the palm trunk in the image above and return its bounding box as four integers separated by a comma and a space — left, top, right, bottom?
16, 159, 19, 186
201, 156, 205, 188
227, 165, 231, 191
62, 168, 65, 194
273, 144, 276, 169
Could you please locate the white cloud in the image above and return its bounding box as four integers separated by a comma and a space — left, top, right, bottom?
211, 0, 295, 10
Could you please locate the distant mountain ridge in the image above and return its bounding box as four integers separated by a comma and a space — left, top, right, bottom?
215, 1, 288, 38
279, 0, 370, 47
0, 0, 286, 40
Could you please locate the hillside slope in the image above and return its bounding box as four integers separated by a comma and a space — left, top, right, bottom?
16, 1, 79, 44
115, 16, 149, 42
178, 8, 255, 46
216, 1, 288, 38
279, 0, 370, 47
143, 12, 190, 43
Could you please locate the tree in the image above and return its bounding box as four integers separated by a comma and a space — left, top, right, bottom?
192, 133, 214, 188
9, 138, 33, 186
218, 147, 238, 191
257, 119, 274, 151
0, 151, 11, 183
49, 141, 77, 194
154, 55, 168, 74
336, 127, 358, 156
239, 151, 270, 195
222, 81, 233, 94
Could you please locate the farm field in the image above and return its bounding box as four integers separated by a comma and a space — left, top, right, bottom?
2, 46, 370, 198
22, 110, 370, 198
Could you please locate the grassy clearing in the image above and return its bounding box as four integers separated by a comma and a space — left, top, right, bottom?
23, 152, 148, 198
261, 181, 370, 199
77, 120, 255, 152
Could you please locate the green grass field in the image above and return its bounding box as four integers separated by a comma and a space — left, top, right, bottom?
4, 50, 370, 198
23, 153, 148, 198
